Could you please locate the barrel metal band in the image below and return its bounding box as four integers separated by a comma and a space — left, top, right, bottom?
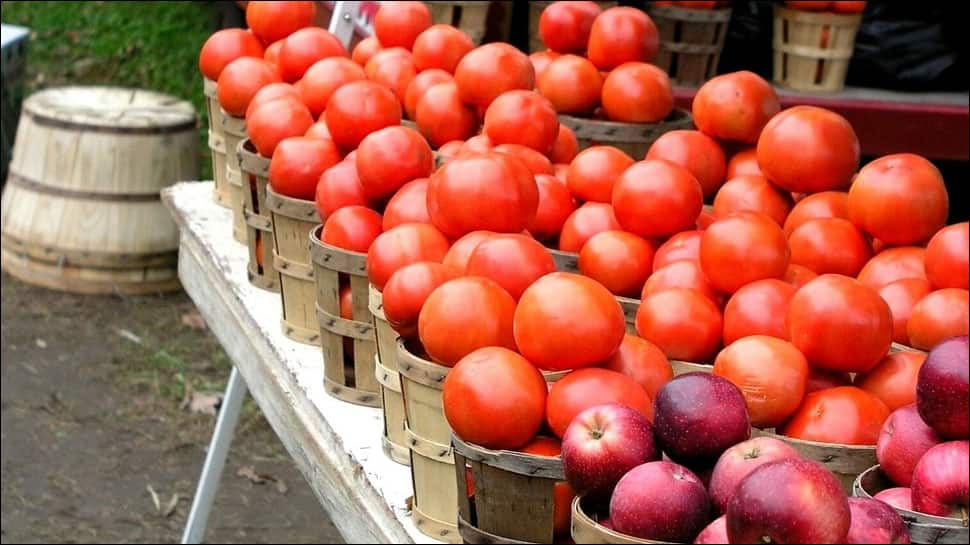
25, 109, 196, 135
6, 171, 161, 202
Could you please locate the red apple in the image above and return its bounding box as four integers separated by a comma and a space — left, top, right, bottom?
846, 497, 911, 544
561, 403, 660, 500
917, 335, 969, 439
694, 515, 728, 544
877, 404, 943, 486
654, 372, 751, 466
910, 440, 970, 518
874, 487, 913, 511
609, 461, 711, 543
709, 436, 801, 514
727, 458, 851, 544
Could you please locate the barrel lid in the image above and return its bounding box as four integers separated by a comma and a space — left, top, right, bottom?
24, 86, 196, 133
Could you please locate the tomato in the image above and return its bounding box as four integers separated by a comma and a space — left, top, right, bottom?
907, 288, 970, 350
553, 163, 569, 184
319, 205, 383, 253
925, 222, 969, 290
483, 90, 559, 155
784, 1, 832, 11
757, 106, 860, 193
366, 50, 417, 105
415, 82, 478, 148
642, 260, 722, 307
461, 134, 494, 155
529, 50, 561, 82
601, 62, 672, 123
787, 274, 893, 373
455, 43, 535, 110
492, 144, 554, 175
245, 82, 301, 121
305, 119, 331, 140
373, 0, 432, 49
298, 57, 365, 117
549, 125, 579, 164
848, 154, 949, 246
646, 130, 726, 198
443, 231, 493, 272
355, 126, 433, 200
831, 1, 867, 14
366, 223, 450, 291
784, 264, 818, 290
565, 146, 633, 204
216, 57, 280, 117
277, 28, 347, 82
726, 148, 764, 178
410, 23, 472, 72
436, 140, 465, 160
382, 261, 459, 338
466, 234, 556, 300
587, 7, 660, 70
529, 174, 577, 242
700, 212, 790, 294
877, 278, 933, 345
789, 218, 873, 277
247, 97, 315, 157
264, 40, 283, 67
782, 191, 849, 238
314, 160, 371, 219
538, 55, 603, 116
579, 230, 656, 297
723, 279, 796, 344
857, 247, 927, 290
538, 1, 602, 53
558, 202, 621, 253
600, 335, 673, 399
546, 368, 654, 438
419, 277, 518, 366
779, 386, 890, 446
805, 368, 852, 394
515, 272, 626, 371
351, 36, 381, 67
519, 437, 576, 537
714, 335, 809, 428
364, 47, 412, 80
246, 1, 316, 45
403, 68, 452, 121
427, 153, 538, 238
653, 231, 703, 271
636, 288, 723, 363
325, 80, 401, 151
199, 28, 265, 81
692, 71, 779, 144
613, 160, 704, 238
382, 178, 431, 231
268, 136, 340, 200
856, 351, 926, 411
713, 175, 793, 227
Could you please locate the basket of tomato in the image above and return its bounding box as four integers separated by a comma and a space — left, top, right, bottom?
773, 2, 867, 92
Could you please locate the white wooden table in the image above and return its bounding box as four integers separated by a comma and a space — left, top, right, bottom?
163, 181, 438, 544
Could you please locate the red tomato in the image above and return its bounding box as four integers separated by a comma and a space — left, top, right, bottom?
443, 346, 548, 449
264, 40, 283, 68
613, 160, 704, 238
419, 277, 518, 366
601, 62, 672, 123
600, 335, 673, 399
492, 144, 554, 176
805, 368, 852, 394
692, 71, 779, 144
278, 27, 347, 82
246, 1, 316, 45
483, 90, 559, 155
549, 125, 579, 164
298, 57, 365, 117
366, 223, 450, 291
782, 191, 849, 238
351, 36, 381, 67
925, 222, 969, 290
636, 288, 723, 363
304, 119, 331, 140
382, 261, 459, 338
538, 55, 603, 116
466, 234, 556, 300
529, 174, 578, 242
217, 57, 281, 117
539, 1, 602, 53
558, 202, 621, 253
579, 230, 656, 297
403, 68, 452, 121
366, 50, 417, 105
319, 205, 383, 253
722, 278, 796, 344
646, 130, 727, 198
857, 247, 927, 290
856, 351, 926, 411
642, 260, 722, 307
455, 43, 535, 110
789, 218, 873, 277
325, 80, 401, 151
443, 231, 493, 272
199, 28, 265, 81
546, 368, 654, 438
700, 212, 790, 294
784, 263, 818, 290
314, 160, 371, 219
436, 140, 465, 160
907, 288, 970, 350
247, 97, 314, 156
355, 126, 433, 200
713, 175, 793, 227
415, 82, 478, 148
519, 437, 577, 537
461, 134, 494, 155
553, 163, 570, 184
779, 386, 890, 446
566, 146, 634, 203
784, 1, 832, 11
587, 7, 660, 70
831, 1, 867, 14
787, 274, 893, 373
364, 47, 411, 80
757, 106, 860, 193
412, 24, 474, 73
245, 82, 301, 121
373, 1, 432, 50
515, 272, 626, 371
529, 50, 561, 82
268, 136, 341, 200
877, 278, 934, 346
382, 178, 431, 231
653, 231, 703, 271
726, 148, 763, 178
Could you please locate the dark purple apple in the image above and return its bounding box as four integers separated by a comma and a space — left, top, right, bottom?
846, 497, 911, 544
874, 487, 913, 512
609, 461, 711, 543
694, 515, 728, 544
877, 404, 943, 486
910, 440, 969, 518
653, 372, 751, 466
917, 335, 969, 439
727, 458, 850, 544
709, 436, 801, 514
561, 403, 659, 500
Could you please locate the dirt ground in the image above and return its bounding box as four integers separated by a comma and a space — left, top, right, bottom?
0, 272, 343, 544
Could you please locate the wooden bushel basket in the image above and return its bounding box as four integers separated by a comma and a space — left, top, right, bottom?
754, 429, 875, 493
670, 360, 713, 376
266, 186, 321, 345
426, 1, 491, 45
772, 6, 862, 93
221, 112, 247, 243
203, 78, 230, 208
571, 497, 660, 544
237, 138, 278, 292
308, 227, 380, 406
558, 108, 694, 160
650, 5, 732, 87
369, 286, 410, 465
854, 465, 969, 544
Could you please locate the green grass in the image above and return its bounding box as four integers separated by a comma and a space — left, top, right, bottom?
2, 1, 225, 179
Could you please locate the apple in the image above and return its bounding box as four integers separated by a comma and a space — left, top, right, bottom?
877, 404, 943, 486
561, 403, 660, 500
610, 461, 711, 543
916, 335, 969, 439
709, 436, 801, 514
846, 497, 911, 544
653, 372, 751, 466
727, 458, 850, 544
694, 515, 728, 544
910, 440, 969, 518
874, 487, 913, 511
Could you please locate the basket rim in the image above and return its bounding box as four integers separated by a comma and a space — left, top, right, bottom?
854, 465, 970, 528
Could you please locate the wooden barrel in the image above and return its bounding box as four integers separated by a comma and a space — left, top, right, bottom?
237, 138, 278, 292
369, 286, 410, 465
853, 465, 969, 544
308, 227, 380, 406
650, 5, 732, 87
559, 108, 694, 159
203, 78, 230, 208
753, 429, 876, 493
0, 86, 198, 294
528, 1, 617, 53
571, 497, 662, 544
221, 111, 247, 243
426, 1, 491, 45
266, 185, 321, 345
772, 6, 862, 93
